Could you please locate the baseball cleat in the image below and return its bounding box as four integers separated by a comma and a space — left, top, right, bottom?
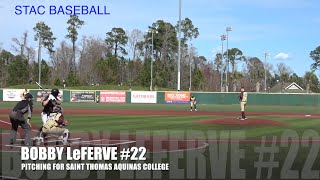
190, 109, 192, 111
195, 109, 197, 111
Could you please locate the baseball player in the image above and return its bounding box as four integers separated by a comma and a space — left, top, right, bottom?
239, 87, 248, 120
96, 94, 100, 104
41, 112, 70, 146
8, 93, 33, 145
41, 88, 61, 125
35, 89, 62, 141
190, 96, 197, 111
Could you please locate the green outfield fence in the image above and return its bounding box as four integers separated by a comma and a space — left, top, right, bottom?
0, 89, 319, 106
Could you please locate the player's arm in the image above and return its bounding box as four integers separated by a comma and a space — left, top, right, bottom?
42, 95, 50, 106
26, 105, 32, 127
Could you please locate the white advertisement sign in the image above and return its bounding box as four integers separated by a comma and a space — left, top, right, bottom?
3, 89, 25, 101
131, 91, 157, 104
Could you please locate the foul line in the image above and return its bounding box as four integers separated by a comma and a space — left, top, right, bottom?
0, 119, 38, 132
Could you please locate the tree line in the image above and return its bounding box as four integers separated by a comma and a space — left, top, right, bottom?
0, 15, 319, 92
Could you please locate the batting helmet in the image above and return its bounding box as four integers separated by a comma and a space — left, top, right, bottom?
51, 88, 60, 97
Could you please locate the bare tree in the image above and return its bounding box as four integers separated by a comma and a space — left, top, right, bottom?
51, 41, 73, 80
127, 29, 144, 60
275, 62, 293, 82
78, 36, 109, 84
25, 46, 36, 63
11, 31, 28, 57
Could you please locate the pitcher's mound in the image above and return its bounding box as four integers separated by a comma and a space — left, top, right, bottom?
197, 118, 287, 126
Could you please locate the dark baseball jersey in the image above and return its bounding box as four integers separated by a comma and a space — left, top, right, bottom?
11, 100, 33, 121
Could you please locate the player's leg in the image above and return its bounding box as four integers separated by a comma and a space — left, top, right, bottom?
46, 127, 69, 145
190, 103, 193, 111
62, 129, 70, 146
41, 112, 48, 125
240, 102, 246, 120
243, 103, 247, 119
35, 112, 47, 141
194, 103, 197, 111
9, 116, 19, 144
19, 120, 32, 146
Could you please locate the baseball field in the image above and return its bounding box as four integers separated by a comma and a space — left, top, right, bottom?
1, 101, 320, 179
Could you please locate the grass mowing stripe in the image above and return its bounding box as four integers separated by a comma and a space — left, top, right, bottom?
75, 116, 203, 131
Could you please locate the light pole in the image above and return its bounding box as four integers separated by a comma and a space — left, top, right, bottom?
264, 52, 269, 93
177, 0, 182, 91
189, 44, 192, 91
38, 33, 42, 86
148, 29, 158, 91
220, 35, 227, 92
225, 26, 232, 92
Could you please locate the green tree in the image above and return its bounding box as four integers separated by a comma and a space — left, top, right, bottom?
231, 71, 244, 91
33, 21, 56, 54
226, 48, 244, 91
153, 59, 174, 88
33, 21, 56, 84
247, 57, 264, 83
105, 28, 128, 57
33, 60, 51, 85
226, 48, 244, 75
95, 56, 119, 84
310, 46, 320, 71
138, 58, 151, 87
289, 73, 304, 88
0, 50, 14, 86
54, 78, 61, 86
66, 70, 80, 86
147, 20, 178, 59
276, 63, 293, 82
304, 71, 320, 93
66, 15, 85, 71
8, 55, 29, 85
192, 65, 205, 91
214, 53, 223, 72
176, 17, 199, 45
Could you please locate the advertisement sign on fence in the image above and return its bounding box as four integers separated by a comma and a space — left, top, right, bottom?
3, 89, 25, 101
164, 91, 190, 104
70, 91, 96, 102
36, 90, 64, 102
100, 91, 126, 103
131, 91, 157, 103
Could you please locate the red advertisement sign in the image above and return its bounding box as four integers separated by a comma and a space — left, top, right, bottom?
100, 91, 126, 103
